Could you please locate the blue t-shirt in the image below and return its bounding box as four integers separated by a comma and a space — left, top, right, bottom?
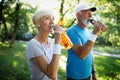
66, 24, 93, 79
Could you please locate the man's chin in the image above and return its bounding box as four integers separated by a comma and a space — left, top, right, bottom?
82, 20, 89, 26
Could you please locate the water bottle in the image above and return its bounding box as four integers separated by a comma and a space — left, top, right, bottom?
57, 20, 73, 50
88, 19, 108, 32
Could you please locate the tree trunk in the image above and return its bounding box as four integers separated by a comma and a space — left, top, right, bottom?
9, 1, 20, 48
67, 18, 76, 28
0, 0, 9, 42
67, 0, 79, 28
1, 16, 8, 42
59, 0, 64, 20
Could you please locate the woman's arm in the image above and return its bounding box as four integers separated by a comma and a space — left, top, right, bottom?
32, 54, 60, 79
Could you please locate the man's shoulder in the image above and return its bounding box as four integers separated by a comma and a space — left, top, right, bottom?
66, 25, 79, 36
67, 24, 77, 31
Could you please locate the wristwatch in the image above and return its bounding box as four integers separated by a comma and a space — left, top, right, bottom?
92, 70, 96, 74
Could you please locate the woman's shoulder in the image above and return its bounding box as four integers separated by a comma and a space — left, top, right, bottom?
27, 38, 40, 46
28, 38, 37, 43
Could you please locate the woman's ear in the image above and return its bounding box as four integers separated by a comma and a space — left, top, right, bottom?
34, 21, 40, 27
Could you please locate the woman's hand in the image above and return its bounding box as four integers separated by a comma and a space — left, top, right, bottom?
54, 26, 64, 44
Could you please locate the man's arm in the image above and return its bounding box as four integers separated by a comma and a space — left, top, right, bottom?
72, 21, 103, 59
72, 40, 94, 59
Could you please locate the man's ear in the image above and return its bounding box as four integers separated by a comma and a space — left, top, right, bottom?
76, 12, 83, 21
76, 12, 80, 20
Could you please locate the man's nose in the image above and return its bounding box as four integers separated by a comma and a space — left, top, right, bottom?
88, 11, 92, 18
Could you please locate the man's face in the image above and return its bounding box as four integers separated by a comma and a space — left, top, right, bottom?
81, 9, 92, 19
78, 9, 92, 26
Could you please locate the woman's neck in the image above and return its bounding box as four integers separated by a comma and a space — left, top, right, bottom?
35, 32, 49, 44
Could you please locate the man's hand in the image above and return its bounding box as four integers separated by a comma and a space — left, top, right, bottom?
92, 21, 103, 36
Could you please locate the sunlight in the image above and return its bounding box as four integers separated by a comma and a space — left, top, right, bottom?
12, 61, 17, 67
20, 0, 59, 9
117, 74, 120, 79
20, 0, 60, 24
59, 55, 67, 71
116, 59, 120, 63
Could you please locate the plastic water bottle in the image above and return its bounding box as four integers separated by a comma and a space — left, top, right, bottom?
88, 19, 108, 32
57, 20, 73, 50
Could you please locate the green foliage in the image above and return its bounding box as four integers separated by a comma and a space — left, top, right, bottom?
0, 1, 37, 41
58, 67, 66, 80
89, 0, 120, 47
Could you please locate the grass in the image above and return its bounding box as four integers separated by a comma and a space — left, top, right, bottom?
95, 56, 120, 80
0, 41, 120, 80
0, 41, 31, 80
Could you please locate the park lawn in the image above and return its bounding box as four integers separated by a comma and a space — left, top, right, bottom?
93, 45, 120, 55
0, 41, 120, 80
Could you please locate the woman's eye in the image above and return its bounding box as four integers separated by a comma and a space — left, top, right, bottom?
53, 18, 54, 20
46, 17, 49, 19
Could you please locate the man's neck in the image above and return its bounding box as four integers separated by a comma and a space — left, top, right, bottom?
77, 22, 86, 28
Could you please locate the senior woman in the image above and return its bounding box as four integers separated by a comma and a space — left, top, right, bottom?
26, 9, 64, 80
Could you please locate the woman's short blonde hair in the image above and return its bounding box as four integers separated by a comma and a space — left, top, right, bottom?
32, 9, 54, 24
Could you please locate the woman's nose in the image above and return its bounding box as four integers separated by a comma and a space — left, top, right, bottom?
50, 18, 54, 24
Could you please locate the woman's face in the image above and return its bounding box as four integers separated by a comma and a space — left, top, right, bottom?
39, 15, 54, 33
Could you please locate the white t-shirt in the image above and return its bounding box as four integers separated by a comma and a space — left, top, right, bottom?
26, 38, 54, 80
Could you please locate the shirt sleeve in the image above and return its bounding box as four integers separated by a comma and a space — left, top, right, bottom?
66, 29, 82, 45
26, 40, 44, 60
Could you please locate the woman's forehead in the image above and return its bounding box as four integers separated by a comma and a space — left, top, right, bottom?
42, 15, 54, 18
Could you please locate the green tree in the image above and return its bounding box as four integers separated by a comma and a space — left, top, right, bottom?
90, 0, 120, 46
57, 0, 80, 27
9, 0, 21, 47
0, 0, 37, 47
0, 0, 14, 42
